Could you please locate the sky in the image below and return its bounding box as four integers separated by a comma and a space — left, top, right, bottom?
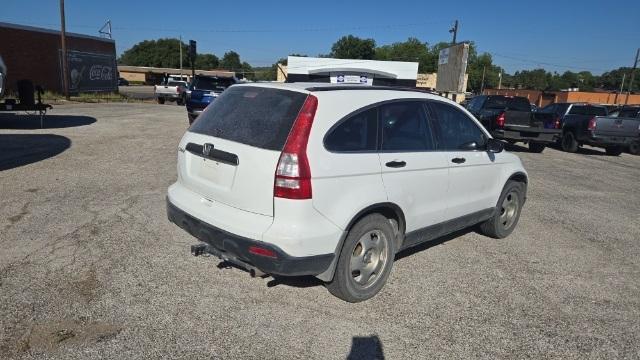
2, 0, 639, 75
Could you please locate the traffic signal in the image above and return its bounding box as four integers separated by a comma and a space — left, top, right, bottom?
189, 40, 197, 60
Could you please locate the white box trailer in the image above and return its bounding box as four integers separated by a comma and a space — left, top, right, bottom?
285, 56, 419, 87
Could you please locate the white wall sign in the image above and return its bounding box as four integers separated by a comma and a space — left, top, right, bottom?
438, 48, 450, 65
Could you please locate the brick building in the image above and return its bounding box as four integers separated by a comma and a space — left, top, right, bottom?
484, 88, 640, 107
0, 22, 117, 94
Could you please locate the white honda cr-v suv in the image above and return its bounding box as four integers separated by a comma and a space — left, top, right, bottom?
167, 83, 528, 302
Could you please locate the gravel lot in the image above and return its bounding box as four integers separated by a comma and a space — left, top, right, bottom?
1, 103, 639, 359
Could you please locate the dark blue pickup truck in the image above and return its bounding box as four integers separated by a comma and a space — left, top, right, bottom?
186, 75, 237, 124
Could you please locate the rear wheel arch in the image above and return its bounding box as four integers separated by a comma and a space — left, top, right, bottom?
345, 203, 406, 251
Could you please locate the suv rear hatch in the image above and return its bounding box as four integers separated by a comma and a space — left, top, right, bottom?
179, 85, 309, 216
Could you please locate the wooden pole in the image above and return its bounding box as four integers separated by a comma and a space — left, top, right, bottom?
60, 0, 70, 100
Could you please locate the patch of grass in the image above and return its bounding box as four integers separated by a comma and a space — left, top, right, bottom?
39, 91, 144, 104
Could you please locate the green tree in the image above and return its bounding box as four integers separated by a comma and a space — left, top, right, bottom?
330, 35, 376, 59
194, 54, 219, 70
118, 38, 222, 70
221, 51, 242, 70
118, 38, 187, 68
598, 67, 637, 92
374, 37, 435, 73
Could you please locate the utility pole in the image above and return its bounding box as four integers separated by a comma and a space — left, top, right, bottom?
498, 70, 503, 90
616, 73, 625, 104
480, 65, 486, 94
625, 48, 639, 105
179, 35, 183, 80
449, 20, 458, 45
60, 0, 70, 100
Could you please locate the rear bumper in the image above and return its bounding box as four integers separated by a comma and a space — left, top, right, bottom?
492, 128, 560, 143
167, 198, 334, 277
586, 134, 639, 147
157, 93, 182, 99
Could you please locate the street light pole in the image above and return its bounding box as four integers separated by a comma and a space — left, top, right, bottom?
60, 0, 70, 100
449, 20, 458, 45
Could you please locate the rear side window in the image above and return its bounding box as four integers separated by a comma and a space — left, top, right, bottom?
569, 106, 607, 116
430, 101, 487, 151
380, 101, 435, 151
190, 86, 307, 151
325, 108, 377, 152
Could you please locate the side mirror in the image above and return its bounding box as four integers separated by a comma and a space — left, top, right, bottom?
486, 138, 504, 153
459, 141, 480, 151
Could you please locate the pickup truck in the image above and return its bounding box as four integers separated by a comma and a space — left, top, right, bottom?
185, 75, 236, 124
561, 106, 640, 156
154, 80, 188, 105
466, 95, 560, 153
558, 105, 640, 156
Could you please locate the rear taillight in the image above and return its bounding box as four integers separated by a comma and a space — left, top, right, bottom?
274, 95, 318, 200
554, 116, 561, 129
587, 117, 596, 131
496, 112, 506, 128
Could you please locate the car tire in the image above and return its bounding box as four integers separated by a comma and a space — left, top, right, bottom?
177, 95, 185, 106
605, 146, 622, 156
478, 180, 525, 239
157, 97, 165, 105
528, 142, 545, 153
326, 214, 395, 302
188, 114, 196, 125
628, 142, 640, 155
561, 131, 578, 153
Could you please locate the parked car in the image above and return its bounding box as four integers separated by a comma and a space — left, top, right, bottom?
466, 95, 560, 153
185, 75, 237, 124
556, 104, 640, 155
167, 83, 528, 302
117, 77, 129, 86
155, 80, 188, 105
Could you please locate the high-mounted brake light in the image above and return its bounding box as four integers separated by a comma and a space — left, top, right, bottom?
274, 94, 318, 200
496, 111, 506, 128
587, 116, 597, 131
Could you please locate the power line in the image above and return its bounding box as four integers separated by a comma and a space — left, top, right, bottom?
3, 19, 450, 34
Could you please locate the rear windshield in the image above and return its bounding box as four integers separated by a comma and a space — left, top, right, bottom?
192, 77, 235, 91
618, 107, 640, 118
189, 86, 308, 151
168, 81, 185, 86
484, 96, 530, 111
569, 106, 607, 116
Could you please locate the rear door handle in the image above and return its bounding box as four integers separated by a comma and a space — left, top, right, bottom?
451, 157, 466, 164
385, 160, 406, 168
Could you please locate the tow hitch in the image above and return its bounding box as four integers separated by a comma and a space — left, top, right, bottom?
190, 243, 267, 278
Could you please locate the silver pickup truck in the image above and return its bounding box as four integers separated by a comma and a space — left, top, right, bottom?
561, 105, 640, 155
154, 80, 188, 105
